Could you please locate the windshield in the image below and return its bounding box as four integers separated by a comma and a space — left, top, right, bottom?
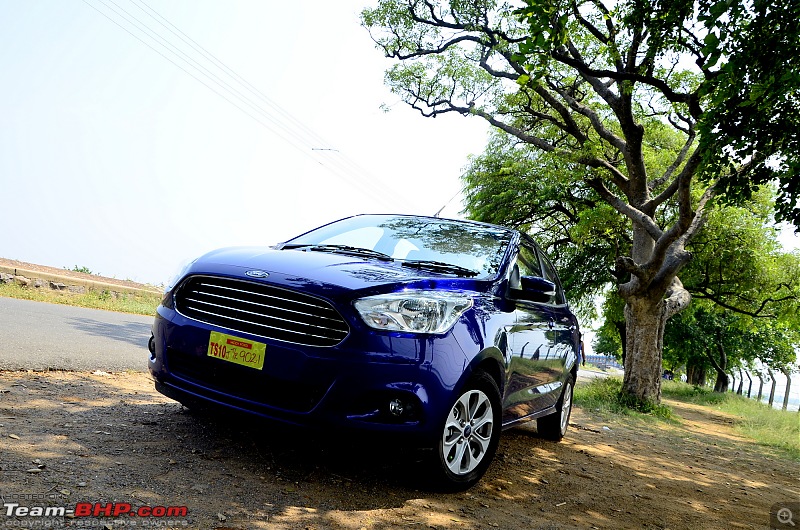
283, 215, 513, 279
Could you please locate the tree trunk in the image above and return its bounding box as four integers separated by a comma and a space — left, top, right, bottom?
614, 320, 627, 367
686, 360, 707, 386
736, 368, 744, 395
621, 296, 669, 405
767, 369, 776, 407
619, 238, 691, 406
781, 368, 792, 411
705, 339, 728, 393
744, 371, 752, 398
756, 372, 764, 401
715, 371, 729, 393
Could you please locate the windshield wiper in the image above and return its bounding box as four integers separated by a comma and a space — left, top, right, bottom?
400, 260, 479, 277
281, 244, 393, 262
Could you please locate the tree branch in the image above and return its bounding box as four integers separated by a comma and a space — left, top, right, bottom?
649, 132, 696, 194
546, 78, 627, 153
587, 178, 663, 240
663, 277, 691, 319
551, 48, 702, 118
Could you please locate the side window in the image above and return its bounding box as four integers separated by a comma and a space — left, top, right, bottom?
509, 244, 542, 289
518, 244, 543, 277
538, 250, 567, 305
511, 245, 542, 289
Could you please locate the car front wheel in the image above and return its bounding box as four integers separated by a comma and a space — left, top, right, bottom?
432, 371, 501, 490
537, 376, 574, 441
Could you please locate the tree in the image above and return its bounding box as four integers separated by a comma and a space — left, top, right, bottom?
743, 369, 752, 398
695, 0, 800, 226
592, 293, 627, 362
755, 369, 765, 401
767, 368, 777, 407
781, 366, 793, 411
679, 190, 800, 323
663, 303, 798, 394
362, 0, 800, 405
461, 132, 632, 319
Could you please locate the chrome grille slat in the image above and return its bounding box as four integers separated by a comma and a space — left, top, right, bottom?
186, 306, 340, 341
175, 276, 349, 347
194, 291, 344, 323
198, 282, 337, 312
184, 297, 351, 333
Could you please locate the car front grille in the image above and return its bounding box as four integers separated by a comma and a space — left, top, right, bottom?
174, 275, 349, 347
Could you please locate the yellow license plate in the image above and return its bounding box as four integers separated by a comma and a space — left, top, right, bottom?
207, 331, 266, 370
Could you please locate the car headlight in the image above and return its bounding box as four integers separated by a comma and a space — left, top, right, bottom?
354, 291, 473, 334
160, 259, 198, 309
164, 258, 197, 293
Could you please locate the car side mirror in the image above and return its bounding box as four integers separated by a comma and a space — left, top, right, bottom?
509, 275, 556, 303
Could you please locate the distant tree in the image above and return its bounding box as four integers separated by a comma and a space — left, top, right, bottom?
679, 190, 800, 323
363, 0, 800, 406
662, 307, 713, 386
781, 366, 794, 411
593, 293, 626, 362
663, 303, 798, 393
67, 265, 94, 275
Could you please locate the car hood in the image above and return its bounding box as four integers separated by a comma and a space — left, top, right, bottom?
184, 246, 488, 298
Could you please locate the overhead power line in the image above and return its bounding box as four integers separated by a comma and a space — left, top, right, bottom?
81, 0, 418, 212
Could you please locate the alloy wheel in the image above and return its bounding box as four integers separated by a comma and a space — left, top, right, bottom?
441, 389, 495, 475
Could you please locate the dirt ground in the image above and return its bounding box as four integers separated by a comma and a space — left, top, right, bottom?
1, 371, 797, 530
0, 258, 157, 291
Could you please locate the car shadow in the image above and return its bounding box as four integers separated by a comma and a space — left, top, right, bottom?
68, 317, 151, 348
184, 407, 430, 493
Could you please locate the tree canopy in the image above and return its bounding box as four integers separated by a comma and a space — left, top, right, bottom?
362, 0, 800, 405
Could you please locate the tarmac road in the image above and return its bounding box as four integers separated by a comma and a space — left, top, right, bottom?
0, 297, 152, 371
0, 296, 618, 378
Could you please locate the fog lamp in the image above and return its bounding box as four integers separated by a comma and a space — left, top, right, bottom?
389, 398, 406, 416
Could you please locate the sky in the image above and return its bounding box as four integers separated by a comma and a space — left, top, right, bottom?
0, 0, 797, 289
0, 0, 491, 285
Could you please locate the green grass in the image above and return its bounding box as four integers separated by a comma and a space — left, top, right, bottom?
662, 380, 800, 460
723, 398, 800, 460
576, 377, 800, 460
0, 281, 162, 316
574, 377, 674, 420
660, 379, 728, 405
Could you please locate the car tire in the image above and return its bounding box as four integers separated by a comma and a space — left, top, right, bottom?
431, 370, 502, 490
537, 376, 574, 441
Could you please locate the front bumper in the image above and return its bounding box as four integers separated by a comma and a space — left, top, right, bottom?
149, 306, 468, 441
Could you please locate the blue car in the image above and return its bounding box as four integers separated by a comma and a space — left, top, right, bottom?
149, 214, 581, 488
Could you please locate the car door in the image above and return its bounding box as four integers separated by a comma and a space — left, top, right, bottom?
502, 241, 559, 424
535, 245, 579, 390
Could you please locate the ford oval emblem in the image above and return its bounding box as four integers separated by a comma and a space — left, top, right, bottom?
245, 270, 270, 279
